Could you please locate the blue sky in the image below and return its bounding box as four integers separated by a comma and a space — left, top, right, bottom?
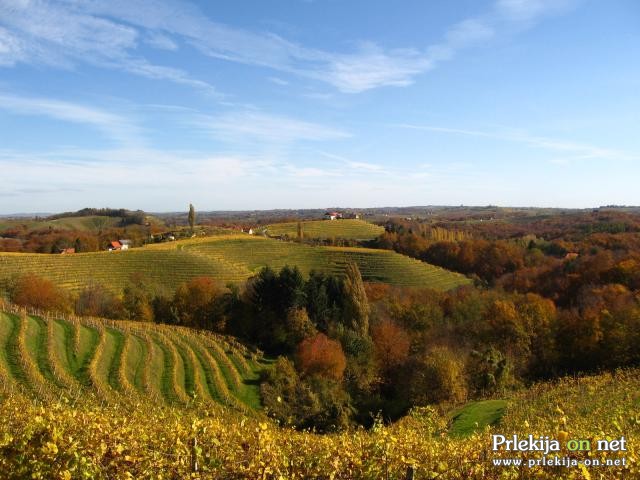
0, 0, 639, 213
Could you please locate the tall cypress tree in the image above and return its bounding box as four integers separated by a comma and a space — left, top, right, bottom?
342, 262, 370, 336
188, 203, 196, 232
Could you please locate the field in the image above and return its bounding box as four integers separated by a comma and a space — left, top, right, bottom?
265, 219, 385, 240
0, 309, 265, 411
0, 352, 637, 479
0, 234, 471, 292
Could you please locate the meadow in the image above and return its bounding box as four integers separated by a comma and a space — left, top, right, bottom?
0, 234, 471, 292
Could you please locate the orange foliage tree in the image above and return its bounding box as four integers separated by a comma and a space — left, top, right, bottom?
371, 318, 410, 369
296, 333, 346, 381
11, 273, 71, 312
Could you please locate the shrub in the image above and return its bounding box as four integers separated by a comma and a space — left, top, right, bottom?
10, 273, 71, 312
296, 333, 346, 381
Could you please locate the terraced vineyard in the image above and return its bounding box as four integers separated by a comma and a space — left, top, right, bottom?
265, 219, 385, 240
0, 310, 265, 410
0, 234, 470, 291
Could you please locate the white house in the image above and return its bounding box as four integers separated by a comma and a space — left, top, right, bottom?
324, 211, 342, 220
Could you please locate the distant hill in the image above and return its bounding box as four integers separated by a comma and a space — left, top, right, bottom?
0, 214, 164, 233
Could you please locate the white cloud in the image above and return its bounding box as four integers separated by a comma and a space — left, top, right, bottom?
196, 111, 350, 143
495, 0, 577, 23
0, 92, 142, 145
0, 0, 579, 94
268, 77, 289, 86
394, 123, 638, 163
145, 32, 178, 51
0, 0, 216, 94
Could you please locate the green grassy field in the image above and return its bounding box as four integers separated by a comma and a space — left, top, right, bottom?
0, 234, 471, 292
0, 311, 264, 410
265, 219, 385, 240
448, 399, 508, 437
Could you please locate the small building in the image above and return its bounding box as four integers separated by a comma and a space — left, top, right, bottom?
324, 211, 342, 221
118, 239, 132, 251
565, 252, 579, 261
60, 248, 75, 255
108, 241, 122, 251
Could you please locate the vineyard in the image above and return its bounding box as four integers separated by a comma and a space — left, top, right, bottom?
0, 350, 637, 478
0, 309, 265, 410
182, 236, 470, 289
0, 234, 471, 292
265, 219, 385, 240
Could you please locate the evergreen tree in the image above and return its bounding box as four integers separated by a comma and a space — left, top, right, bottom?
188, 203, 196, 231
342, 262, 370, 336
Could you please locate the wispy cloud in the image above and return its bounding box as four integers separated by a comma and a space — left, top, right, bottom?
0, 92, 142, 146
145, 32, 179, 51
0, 0, 579, 94
195, 111, 350, 143
394, 123, 638, 163
0, 0, 217, 95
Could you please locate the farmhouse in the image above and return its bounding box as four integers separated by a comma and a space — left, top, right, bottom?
324, 211, 343, 220
60, 248, 75, 255
119, 239, 132, 251
108, 241, 122, 251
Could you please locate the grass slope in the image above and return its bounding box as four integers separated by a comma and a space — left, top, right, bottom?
449, 399, 508, 437
265, 219, 384, 240
0, 313, 266, 410
0, 234, 470, 291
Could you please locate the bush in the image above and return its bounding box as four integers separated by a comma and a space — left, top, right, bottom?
76, 282, 124, 318
407, 346, 467, 406
10, 274, 71, 312
296, 333, 346, 381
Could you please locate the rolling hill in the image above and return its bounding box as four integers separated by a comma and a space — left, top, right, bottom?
0, 214, 163, 233
0, 310, 265, 410
264, 219, 385, 240
0, 234, 471, 292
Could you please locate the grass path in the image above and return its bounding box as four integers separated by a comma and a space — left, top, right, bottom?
165, 331, 211, 404
0, 313, 18, 389
139, 333, 164, 403
116, 332, 138, 398
180, 333, 232, 406
226, 349, 263, 409
26, 316, 61, 389
68, 324, 100, 386
87, 325, 113, 400
125, 333, 145, 394
152, 332, 189, 405
46, 318, 78, 390
104, 328, 125, 392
